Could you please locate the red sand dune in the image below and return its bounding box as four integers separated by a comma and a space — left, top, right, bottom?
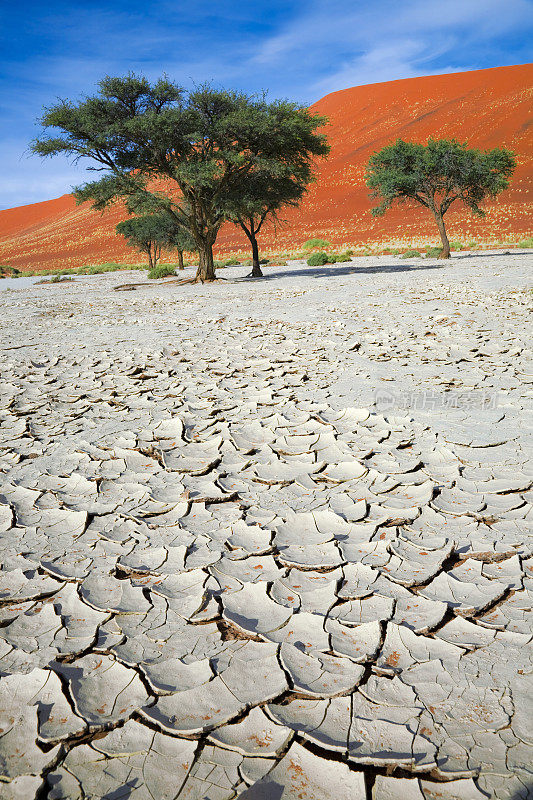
0, 64, 531, 271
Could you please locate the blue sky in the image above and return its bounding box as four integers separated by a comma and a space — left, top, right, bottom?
1, 0, 532, 210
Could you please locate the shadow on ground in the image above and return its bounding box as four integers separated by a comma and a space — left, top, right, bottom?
235, 261, 445, 282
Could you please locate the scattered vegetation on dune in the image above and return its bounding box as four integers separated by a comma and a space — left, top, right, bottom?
302, 238, 332, 250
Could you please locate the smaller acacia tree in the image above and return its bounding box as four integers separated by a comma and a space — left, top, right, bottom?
167, 225, 196, 270
227, 172, 312, 278
116, 214, 177, 269
366, 139, 516, 258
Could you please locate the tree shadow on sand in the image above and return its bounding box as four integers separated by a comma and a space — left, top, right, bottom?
454, 250, 531, 259
235, 261, 445, 282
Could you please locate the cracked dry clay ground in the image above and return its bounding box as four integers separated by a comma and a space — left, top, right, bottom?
0, 250, 531, 800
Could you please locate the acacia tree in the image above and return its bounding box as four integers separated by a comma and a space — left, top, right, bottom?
116, 214, 176, 269
227, 168, 319, 278
31, 75, 328, 281
167, 225, 196, 270
366, 139, 516, 258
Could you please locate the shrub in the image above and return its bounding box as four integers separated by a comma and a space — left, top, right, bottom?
259, 258, 270, 264
303, 238, 332, 250
334, 253, 352, 262
307, 251, 329, 266
389, 248, 401, 255
401, 249, 422, 259
425, 246, 443, 258
450, 241, 463, 251
518, 236, 533, 248
147, 264, 176, 279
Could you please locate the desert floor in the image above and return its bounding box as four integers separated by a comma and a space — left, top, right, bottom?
0, 250, 531, 800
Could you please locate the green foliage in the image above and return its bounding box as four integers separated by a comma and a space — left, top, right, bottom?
518, 236, 533, 248
366, 139, 516, 258
450, 241, 463, 251
366, 138, 516, 218
33, 75, 329, 281
302, 238, 332, 249
425, 246, 443, 258
307, 251, 329, 266
334, 252, 352, 262
401, 249, 422, 258
147, 264, 176, 279
222, 258, 240, 266
116, 214, 195, 268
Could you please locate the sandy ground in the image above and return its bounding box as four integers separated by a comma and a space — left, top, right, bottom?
0, 250, 531, 799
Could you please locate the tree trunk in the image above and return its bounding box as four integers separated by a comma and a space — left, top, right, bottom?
239, 220, 264, 278
434, 211, 451, 259
195, 241, 216, 282
177, 249, 184, 270
250, 234, 263, 278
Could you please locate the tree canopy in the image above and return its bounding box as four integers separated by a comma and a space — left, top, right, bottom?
32, 75, 329, 281
226, 169, 314, 278
116, 213, 194, 270
366, 138, 516, 258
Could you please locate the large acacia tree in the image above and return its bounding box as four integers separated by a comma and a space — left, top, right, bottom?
32, 75, 328, 281
366, 138, 516, 258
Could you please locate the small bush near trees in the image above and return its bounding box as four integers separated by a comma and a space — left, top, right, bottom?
425, 246, 443, 258
303, 238, 332, 249
334, 253, 352, 262
307, 251, 330, 266
519, 237, 533, 248
450, 241, 463, 251
147, 264, 176, 279
401, 249, 422, 258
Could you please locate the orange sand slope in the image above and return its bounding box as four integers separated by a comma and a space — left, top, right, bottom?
1, 63, 531, 271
